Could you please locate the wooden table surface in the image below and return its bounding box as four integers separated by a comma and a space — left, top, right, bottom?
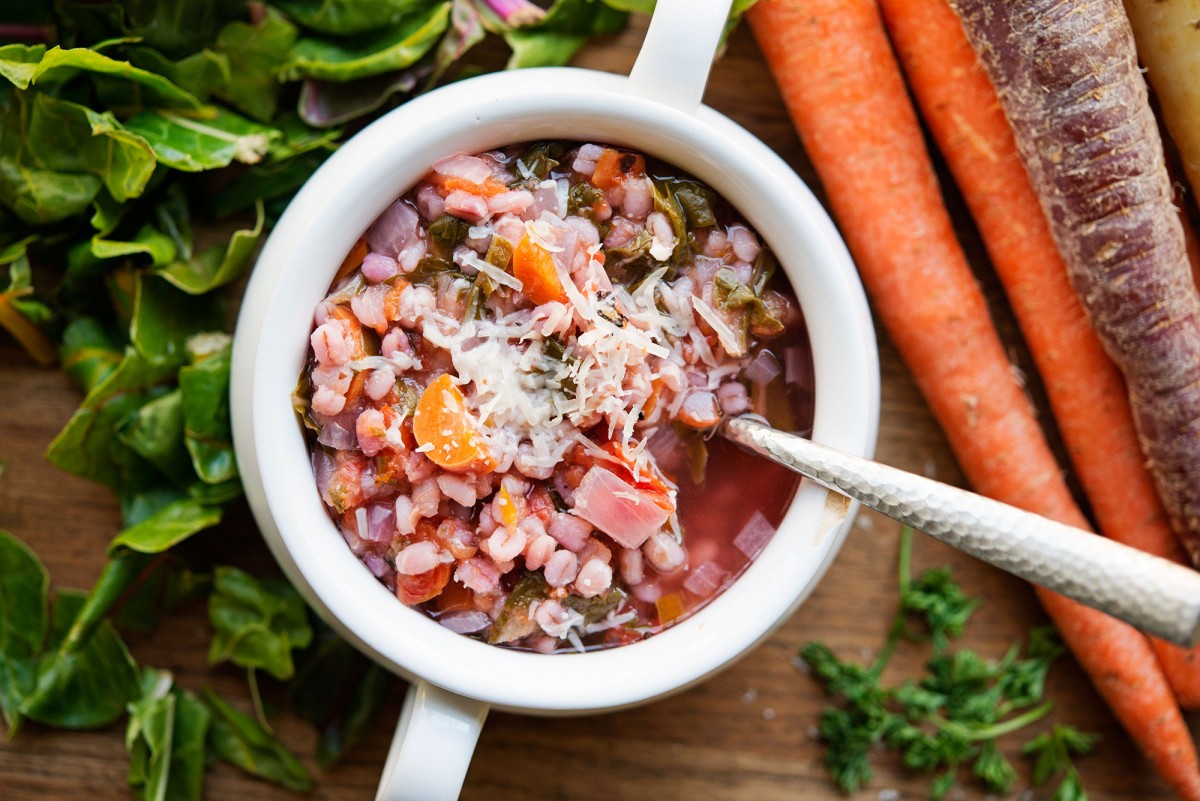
0, 16, 1192, 801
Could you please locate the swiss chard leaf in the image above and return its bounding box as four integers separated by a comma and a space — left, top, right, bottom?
92, 224, 178, 265
290, 625, 394, 767
60, 316, 123, 394
118, 389, 196, 487
20, 589, 141, 729
202, 688, 315, 792
125, 669, 211, 801
208, 567, 314, 681
0, 530, 49, 737
298, 67, 426, 128
125, 46, 232, 99
213, 8, 298, 122
0, 45, 202, 108
427, 0, 486, 85
108, 497, 223, 555
179, 338, 236, 484
505, 0, 627, 68
129, 274, 223, 368
45, 347, 176, 493
155, 202, 264, 294
276, 0, 432, 35
123, 108, 281, 172
0, 88, 157, 223
282, 3, 451, 82
207, 149, 331, 219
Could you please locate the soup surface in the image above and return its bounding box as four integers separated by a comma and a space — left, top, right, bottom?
297, 141, 814, 651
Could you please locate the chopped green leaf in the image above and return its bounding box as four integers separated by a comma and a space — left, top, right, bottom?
208, 567, 314, 681
0, 531, 50, 737
202, 688, 315, 792
488, 570, 547, 644
45, 347, 177, 493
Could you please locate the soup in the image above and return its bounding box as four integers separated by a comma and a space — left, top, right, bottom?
295, 141, 814, 652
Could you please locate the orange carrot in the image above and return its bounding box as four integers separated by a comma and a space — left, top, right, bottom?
430, 174, 509, 197
877, 0, 1200, 709
413, 374, 496, 473
512, 232, 568, 305
747, 1, 1200, 797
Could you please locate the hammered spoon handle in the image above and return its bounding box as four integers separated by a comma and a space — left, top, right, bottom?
721, 415, 1200, 646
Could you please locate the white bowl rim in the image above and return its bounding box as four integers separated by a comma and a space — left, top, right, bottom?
231, 65, 880, 715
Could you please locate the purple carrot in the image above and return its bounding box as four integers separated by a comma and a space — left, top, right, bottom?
949, 0, 1200, 566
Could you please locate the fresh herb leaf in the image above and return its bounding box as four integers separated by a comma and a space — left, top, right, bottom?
208, 567, 314, 681
1022, 724, 1098, 793
803, 527, 1088, 800
202, 688, 315, 792
0, 530, 49, 737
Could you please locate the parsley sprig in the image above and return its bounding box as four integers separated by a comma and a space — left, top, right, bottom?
803, 527, 1096, 800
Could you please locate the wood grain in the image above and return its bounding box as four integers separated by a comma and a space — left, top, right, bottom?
0, 16, 1190, 801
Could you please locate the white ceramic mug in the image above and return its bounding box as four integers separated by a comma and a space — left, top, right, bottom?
230, 1, 880, 798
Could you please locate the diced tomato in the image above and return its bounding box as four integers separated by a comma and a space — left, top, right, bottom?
591, 149, 646, 190
397, 562, 452, 605
435, 579, 475, 613
527, 484, 556, 525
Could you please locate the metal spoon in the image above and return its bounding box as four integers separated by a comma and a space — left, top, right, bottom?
720, 415, 1200, 646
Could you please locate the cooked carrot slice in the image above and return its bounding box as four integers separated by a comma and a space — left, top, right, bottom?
335, 236, 368, 284
655, 592, 687, 626
328, 305, 367, 358
512, 232, 568, 305
413, 374, 497, 473
496, 485, 519, 529
591, 148, 646, 190
431, 174, 510, 197
383, 278, 410, 322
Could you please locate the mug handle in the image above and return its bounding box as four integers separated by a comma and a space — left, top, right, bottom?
375, 680, 490, 801
625, 0, 735, 112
